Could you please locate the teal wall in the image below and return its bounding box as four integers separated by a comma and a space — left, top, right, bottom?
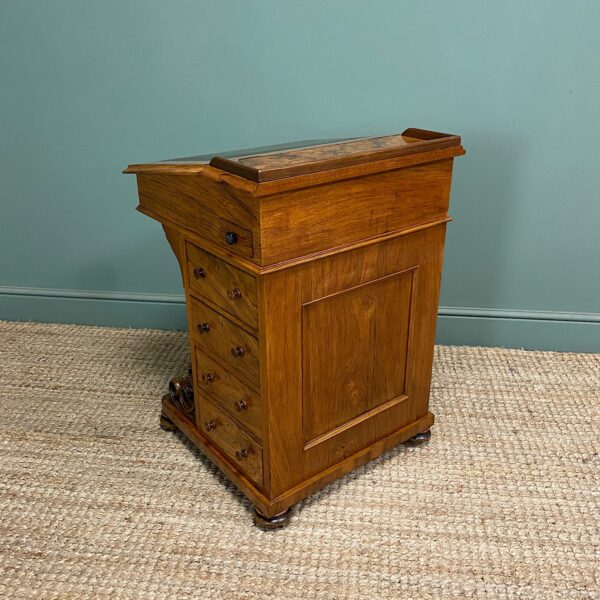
1, 1, 599, 351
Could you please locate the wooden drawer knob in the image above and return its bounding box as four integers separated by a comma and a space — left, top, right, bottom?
231, 345, 245, 357
224, 231, 238, 245
197, 322, 210, 334
204, 419, 217, 432
227, 287, 242, 300
235, 447, 250, 461
202, 372, 215, 384
234, 399, 248, 412
193, 267, 206, 279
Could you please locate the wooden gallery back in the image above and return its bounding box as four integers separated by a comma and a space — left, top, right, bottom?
124, 128, 465, 529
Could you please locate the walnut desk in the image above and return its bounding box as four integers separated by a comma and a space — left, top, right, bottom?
124, 129, 465, 529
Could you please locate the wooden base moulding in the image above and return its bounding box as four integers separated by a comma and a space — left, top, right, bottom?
160, 394, 434, 519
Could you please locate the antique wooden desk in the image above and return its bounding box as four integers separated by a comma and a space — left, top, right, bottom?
125, 129, 465, 529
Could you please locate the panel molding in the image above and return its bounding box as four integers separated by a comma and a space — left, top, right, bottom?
301, 270, 413, 444
0, 286, 598, 351
303, 393, 409, 451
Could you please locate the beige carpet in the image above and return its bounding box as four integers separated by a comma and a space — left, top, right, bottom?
0, 320, 598, 599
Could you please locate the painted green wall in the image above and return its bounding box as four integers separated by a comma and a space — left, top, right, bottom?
1, 1, 599, 351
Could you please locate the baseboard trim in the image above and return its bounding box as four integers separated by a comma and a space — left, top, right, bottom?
0, 285, 185, 305
0, 286, 598, 351
438, 306, 600, 324
0, 286, 187, 330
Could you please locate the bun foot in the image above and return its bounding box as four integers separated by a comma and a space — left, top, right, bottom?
253, 507, 291, 530
404, 429, 432, 446
159, 410, 176, 432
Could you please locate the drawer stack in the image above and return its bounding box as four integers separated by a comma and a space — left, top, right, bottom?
185, 242, 263, 487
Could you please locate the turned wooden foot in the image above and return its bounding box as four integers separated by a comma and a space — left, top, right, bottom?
253, 507, 292, 530
159, 410, 176, 432
404, 429, 432, 446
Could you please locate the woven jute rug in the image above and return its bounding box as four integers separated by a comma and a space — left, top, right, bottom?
0, 320, 598, 599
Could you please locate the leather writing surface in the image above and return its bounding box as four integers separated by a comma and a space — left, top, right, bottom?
209, 129, 461, 181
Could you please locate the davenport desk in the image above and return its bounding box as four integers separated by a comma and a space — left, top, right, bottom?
125, 129, 465, 529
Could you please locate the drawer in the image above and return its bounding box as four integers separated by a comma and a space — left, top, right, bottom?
206, 217, 254, 259
187, 243, 258, 329
199, 396, 263, 487
196, 348, 262, 440
190, 296, 260, 388
135, 175, 256, 259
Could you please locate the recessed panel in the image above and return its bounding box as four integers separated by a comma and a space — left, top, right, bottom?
302, 271, 413, 444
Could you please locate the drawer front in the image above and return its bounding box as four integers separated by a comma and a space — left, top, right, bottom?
136, 175, 257, 259
195, 348, 262, 440
187, 243, 258, 330
206, 216, 254, 258
190, 297, 260, 388
199, 397, 263, 486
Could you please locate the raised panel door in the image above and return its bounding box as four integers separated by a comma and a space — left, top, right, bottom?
302, 271, 413, 445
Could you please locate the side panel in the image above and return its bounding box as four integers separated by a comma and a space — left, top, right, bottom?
302, 271, 413, 442
262, 224, 447, 495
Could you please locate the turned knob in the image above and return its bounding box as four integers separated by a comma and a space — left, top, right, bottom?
224, 231, 238, 245
197, 322, 210, 334
231, 345, 245, 357
204, 419, 217, 432
202, 372, 215, 384
234, 399, 248, 412
235, 447, 250, 460
227, 287, 242, 300
193, 267, 206, 279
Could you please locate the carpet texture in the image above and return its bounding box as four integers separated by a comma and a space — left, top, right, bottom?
0, 320, 598, 599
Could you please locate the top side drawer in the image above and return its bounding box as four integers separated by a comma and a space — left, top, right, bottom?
187, 242, 258, 330
136, 174, 258, 259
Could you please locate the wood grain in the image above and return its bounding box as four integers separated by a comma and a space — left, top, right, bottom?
162, 224, 185, 281
136, 173, 259, 259
260, 267, 304, 495
302, 271, 413, 443
190, 296, 260, 390
197, 396, 263, 487
195, 348, 262, 441
186, 242, 258, 330
210, 129, 461, 182
127, 128, 464, 524
260, 225, 446, 483
258, 159, 454, 264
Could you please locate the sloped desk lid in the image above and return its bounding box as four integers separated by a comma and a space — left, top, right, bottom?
209, 128, 460, 182
124, 128, 463, 185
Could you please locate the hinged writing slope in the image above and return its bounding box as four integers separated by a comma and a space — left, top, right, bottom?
209, 128, 461, 182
